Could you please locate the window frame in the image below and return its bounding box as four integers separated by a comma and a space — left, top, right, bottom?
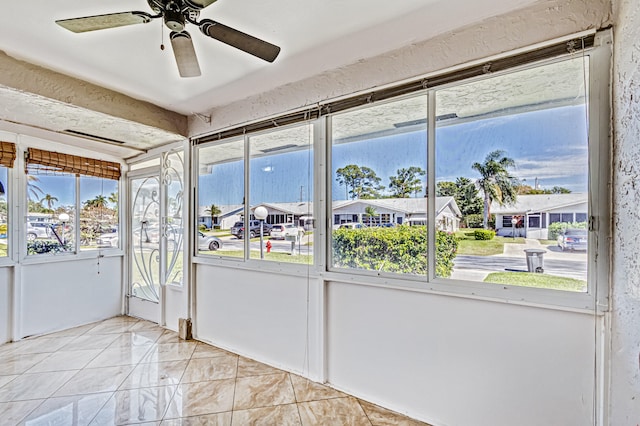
193, 120, 319, 275
20, 145, 124, 264
192, 31, 611, 312
323, 32, 611, 312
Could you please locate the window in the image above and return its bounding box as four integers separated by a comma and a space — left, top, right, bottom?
330, 95, 428, 276
26, 148, 121, 256
197, 138, 245, 259
436, 56, 590, 292
197, 124, 314, 264
0, 166, 7, 258
248, 124, 313, 263
80, 176, 118, 251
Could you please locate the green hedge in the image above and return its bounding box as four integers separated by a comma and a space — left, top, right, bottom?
474, 229, 495, 240
463, 214, 483, 229
27, 240, 71, 255
332, 225, 458, 277
548, 221, 587, 240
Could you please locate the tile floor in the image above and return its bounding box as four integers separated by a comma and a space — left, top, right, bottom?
0, 316, 429, 425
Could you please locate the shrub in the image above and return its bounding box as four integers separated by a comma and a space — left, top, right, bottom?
548, 221, 587, 240
199, 224, 208, 232
474, 229, 495, 240
332, 225, 458, 277
0, 223, 6, 235
27, 240, 71, 255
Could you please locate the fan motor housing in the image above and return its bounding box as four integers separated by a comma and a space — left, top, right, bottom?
164, 8, 185, 32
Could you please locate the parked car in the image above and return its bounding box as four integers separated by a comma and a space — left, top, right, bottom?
557, 228, 587, 251
339, 222, 365, 229
96, 232, 119, 248
270, 223, 304, 239
231, 220, 272, 239
26, 223, 51, 240
198, 232, 221, 251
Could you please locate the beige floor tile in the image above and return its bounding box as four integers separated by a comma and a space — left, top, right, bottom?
191, 343, 234, 359
19, 392, 113, 426
236, 357, 282, 378
233, 373, 296, 411
0, 370, 78, 402
0, 375, 18, 388
84, 322, 138, 335
129, 321, 164, 332
37, 322, 98, 339
54, 365, 135, 397
0, 399, 45, 424
108, 330, 164, 348
181, 355, 238, 383
156, 330, 189, 345
62, 334, 120, 351
160, 412, 232, 425
10, 336, 77, 355
92, 385, 177, 425
26, 349, 103, 373
231, 404, 301, 426
298, 397, 372, 426
358, 400, 431, 426
119, 360, 188, 390
85, 344, 153, 368
142, 343, 197, 363
0, 352, 50, 375
164, 379, 235, 418
290, 375, 346, 402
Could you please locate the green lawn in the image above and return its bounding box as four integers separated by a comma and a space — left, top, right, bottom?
200, 249, 312, 264
455, 230, 525, 256
484, 272, 586, 292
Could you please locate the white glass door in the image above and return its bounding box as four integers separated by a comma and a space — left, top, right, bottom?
128, 172, 162, 323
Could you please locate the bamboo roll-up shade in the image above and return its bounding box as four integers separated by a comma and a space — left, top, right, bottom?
27, 148, 121, 180
0, 142, 16, 168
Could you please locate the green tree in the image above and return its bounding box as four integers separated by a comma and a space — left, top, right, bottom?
204, 204, 222, 228
84, 195, 107, 209
336, 164, 384, 200
437, 178, 482, 217
388, 166, 426, 198
40, 194, 58, 210
472, 150, 519, 229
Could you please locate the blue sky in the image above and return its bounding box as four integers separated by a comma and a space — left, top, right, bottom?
7, 104, 587, 208
199, 104, 588, 206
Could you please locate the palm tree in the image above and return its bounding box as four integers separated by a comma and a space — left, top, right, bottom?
26, 175, 44, 201
40, 194, 58, 210
204, 204, 221, 228
364, 206, 378, 226
472, 150, 519, 229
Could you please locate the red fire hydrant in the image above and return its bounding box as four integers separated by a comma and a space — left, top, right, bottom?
266, 240, 272, 253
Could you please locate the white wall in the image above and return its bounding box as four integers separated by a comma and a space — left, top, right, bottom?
0, 267, 11, 343
194, 265, 313, 374
610, 0, 640, 423
327, 282, 596, 426
20, 257, 122, 337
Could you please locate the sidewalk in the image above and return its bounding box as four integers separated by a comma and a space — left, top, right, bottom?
500, 238, 586, 261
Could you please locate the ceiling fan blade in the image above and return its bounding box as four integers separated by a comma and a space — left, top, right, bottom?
199, 19, 280, 63
184, 0, 218, 9
56, 12, 153, 33
170, 31, 202, 78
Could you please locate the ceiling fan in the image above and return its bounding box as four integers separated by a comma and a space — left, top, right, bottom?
55, 0, 281, 78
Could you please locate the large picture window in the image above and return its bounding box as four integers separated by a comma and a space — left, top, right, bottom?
435, 56, 590, 292
26, 148, 121, 256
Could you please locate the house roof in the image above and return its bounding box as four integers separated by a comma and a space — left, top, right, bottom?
491, 193, 587, 214
197, 197, 461, 218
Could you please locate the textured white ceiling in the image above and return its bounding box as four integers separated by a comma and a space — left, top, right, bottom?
0, 0, 539, 114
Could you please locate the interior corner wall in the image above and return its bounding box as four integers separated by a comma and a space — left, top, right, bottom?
610, 0, 640, 423
20, 257, 122, 338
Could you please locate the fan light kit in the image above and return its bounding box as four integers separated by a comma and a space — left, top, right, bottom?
56, 0, 281, 78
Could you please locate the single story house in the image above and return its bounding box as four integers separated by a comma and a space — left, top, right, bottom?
492, 193, 588, 239
197, 197, 461, 232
